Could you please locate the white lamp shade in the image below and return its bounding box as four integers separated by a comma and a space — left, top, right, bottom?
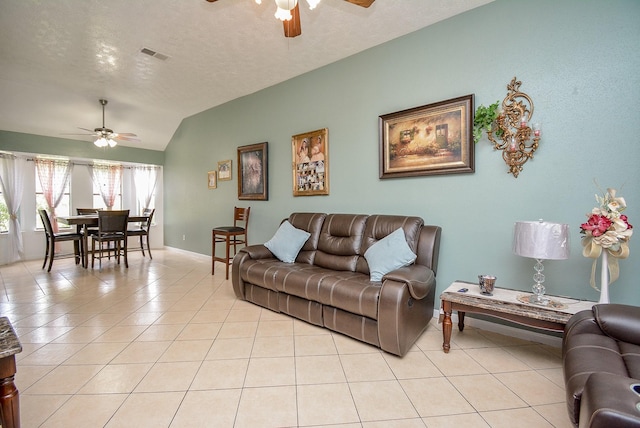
513, 221, 570, 260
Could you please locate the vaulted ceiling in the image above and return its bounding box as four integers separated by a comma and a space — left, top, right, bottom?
0, 0, 492, 151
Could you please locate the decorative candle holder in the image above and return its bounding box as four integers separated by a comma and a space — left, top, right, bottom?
487, 77, 541, 178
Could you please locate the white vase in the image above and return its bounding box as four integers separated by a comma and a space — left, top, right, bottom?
599, 250, 609, 304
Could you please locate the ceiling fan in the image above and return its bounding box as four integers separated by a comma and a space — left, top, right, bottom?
205, 0, 375, 38
68, 99, 139, 148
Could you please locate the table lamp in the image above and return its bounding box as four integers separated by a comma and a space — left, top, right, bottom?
513, 220, 570, 305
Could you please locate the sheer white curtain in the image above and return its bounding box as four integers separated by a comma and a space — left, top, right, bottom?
134, 166, 159, 213
0, 154, 26, 262
35, 159, 72, 233
88, 164, 122, 209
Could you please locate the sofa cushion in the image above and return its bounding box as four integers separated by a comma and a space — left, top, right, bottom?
288, 212, 326, 264
279, 268, 380, 319
593, 303, 640, 346
315, 214, 368, 272
357, 215, 423, 274
264, 220, 311, 263
364, 228, 416, 281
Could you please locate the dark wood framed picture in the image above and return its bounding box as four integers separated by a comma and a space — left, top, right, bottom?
291, 128, 329, 196
237, 142, 268, 200
217, 159, 232, 181
379, 94, 474, 178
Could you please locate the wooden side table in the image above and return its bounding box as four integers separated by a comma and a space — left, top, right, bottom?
0, 317, 22, 428
439, 281, 595, 353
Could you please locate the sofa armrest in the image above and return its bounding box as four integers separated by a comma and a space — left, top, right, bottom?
239, 244, 276, 260
593, 303, 640, 346
383, 265, 435, 300
232, 244, 276, 300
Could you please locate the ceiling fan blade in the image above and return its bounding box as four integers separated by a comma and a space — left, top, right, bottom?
113, 135, 140, 142
344, 0, 375, 7
283, 3, 302, 38
78, 127, 98, 133
115, 132, 137, 137
205, 0, 217, 2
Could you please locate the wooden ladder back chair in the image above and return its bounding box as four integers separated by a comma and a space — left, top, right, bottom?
92, 210, 129, 268
38, 209, 83, 272
127, 208, 155, 259
77, 208, 99, 235
212, 206, 251, 279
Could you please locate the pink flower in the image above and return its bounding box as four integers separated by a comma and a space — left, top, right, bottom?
581, 214, 612, 237
620, 214, 633, 230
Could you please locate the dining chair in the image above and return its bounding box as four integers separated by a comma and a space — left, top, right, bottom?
91, 210, 129, 268
212, 206, 250, 279
127, 208, 155, 259
77, 207, 99, 236
38, 209, 84, 272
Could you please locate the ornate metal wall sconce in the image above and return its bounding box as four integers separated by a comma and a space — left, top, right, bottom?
488, 77, 541, 178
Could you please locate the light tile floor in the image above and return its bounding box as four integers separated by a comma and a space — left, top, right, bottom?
0, 249, 573, 427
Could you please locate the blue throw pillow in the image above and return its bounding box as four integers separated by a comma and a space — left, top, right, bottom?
264, 220, 311, 263
364, 228, 416, 282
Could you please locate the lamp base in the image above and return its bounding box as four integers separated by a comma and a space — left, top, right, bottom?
528, 294, 550, 306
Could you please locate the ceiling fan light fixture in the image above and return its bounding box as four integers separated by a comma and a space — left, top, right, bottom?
306, 0, 320, 9
108, 139, 117, 148
94, 137, 109, 148
274, 6, 292, 21
275, 0, 297, 10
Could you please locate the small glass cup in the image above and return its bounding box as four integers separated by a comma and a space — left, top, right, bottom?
479, 275, 496, 295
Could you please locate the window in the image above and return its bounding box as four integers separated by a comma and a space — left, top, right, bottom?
90, 164, 123, 210
0, 191, 8, 232
35, 158, 71, 230
93, 182, 122, 210
35, 174, 71, 229
134, 166, 159, 215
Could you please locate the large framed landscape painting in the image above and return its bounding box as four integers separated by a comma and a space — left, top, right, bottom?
237, 142, 268, 200
379, 94, 474, 178
292, 128, 329, 196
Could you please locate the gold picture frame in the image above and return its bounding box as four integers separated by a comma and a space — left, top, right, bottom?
379, 94, 474, 178
292, 128, 329, 196
207, 170, 217, 189
217, 159, 232, 181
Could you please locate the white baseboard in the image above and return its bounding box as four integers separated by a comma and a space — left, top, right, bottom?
432, 309, 562, 348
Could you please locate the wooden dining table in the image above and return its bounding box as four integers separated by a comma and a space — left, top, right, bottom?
58, 214, 149, 268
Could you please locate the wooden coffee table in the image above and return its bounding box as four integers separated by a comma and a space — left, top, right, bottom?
0, 317, 22, 428
439, 281, 595, 353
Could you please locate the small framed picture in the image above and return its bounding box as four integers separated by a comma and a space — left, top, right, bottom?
217, 159, 232, 181
238, 142, 268, 200
207, 170, 217, 189
292, 128, 329, 196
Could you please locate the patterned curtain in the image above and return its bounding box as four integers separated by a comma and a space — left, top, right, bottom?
35, 158, 72, 233
0, 153, 26, 262
133, 166, 159, 213
88, 164, 122, 209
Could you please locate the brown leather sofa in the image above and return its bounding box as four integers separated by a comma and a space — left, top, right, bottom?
232, 213, 441, 356
562, 304, 640, 427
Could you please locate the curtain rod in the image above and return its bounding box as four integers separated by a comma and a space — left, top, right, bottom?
25, 158, 160, 170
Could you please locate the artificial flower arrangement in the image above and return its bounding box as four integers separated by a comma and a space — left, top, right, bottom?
580, 187, 633, 289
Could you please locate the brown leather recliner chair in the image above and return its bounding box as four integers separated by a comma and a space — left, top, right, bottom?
562, 304, 640, 427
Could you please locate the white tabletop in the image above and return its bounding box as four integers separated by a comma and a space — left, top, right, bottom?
442, 281, 595, 316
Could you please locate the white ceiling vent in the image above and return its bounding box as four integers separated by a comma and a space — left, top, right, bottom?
140, 47, 169, 61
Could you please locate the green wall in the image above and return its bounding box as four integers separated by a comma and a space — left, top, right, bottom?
174, 0, 637, 306
0, 130, 164, 165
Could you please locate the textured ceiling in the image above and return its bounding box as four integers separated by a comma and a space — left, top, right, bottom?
0, 0, 492, 152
